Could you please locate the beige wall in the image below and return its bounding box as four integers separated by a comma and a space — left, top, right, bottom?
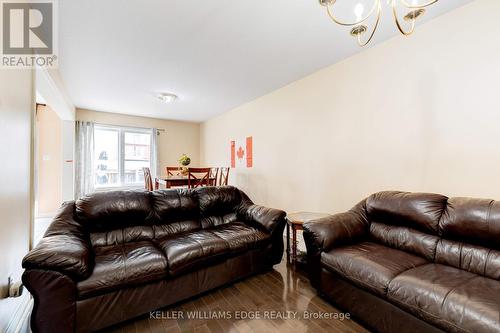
36, 105, 63, 215
76, 109, 200, 176
201, 0, 500, 213
0, 69, 33, 298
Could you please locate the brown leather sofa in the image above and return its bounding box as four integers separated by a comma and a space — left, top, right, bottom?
22, 186, 286, 333
303, 191, 500, 333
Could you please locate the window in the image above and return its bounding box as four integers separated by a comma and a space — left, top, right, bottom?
94, 125, 152, 188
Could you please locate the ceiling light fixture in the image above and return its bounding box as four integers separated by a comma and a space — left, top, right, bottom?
318, 0, 438, 47
157, 93, 178, 103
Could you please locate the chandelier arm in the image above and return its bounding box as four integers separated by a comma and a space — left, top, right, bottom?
357, 1, 382, 47
399, 0, 438, 9
326, 0, 380, 27
392, 1, 416, 36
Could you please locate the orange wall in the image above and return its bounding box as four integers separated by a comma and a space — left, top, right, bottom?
36, 105, 63, 215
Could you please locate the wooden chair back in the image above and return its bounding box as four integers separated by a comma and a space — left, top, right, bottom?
187, 167, 211, 189
166, 166, 181, 176
209, 167, 219, 186
142, 167, 153, 191
219, 167, 230, 186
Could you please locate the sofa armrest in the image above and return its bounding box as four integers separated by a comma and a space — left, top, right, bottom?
22, 202, 93, 281
303, 202, 369, 257
22, 269, 77, 333
23, 234, 92, 280
239, 204, 287, 234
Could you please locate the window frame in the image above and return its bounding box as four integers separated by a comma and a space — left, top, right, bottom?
93, 124, 153, 191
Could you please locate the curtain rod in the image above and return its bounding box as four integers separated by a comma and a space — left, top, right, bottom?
92, 121, 166, 133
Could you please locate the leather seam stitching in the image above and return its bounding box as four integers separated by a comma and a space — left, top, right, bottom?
436, 197, 449, 238
483, 249, 492, 277
487, 200, 493, 244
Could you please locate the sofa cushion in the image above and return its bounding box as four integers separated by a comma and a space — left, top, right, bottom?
366, 191, 447, 235
435, 239, 500, 280
196, 186, 244, 228
157, 230, 230, 276
441, 197, 500, 250
388, 264, 500, 333
321, 241, 427, 296
150, 189, 201, 237
369, 222, 439, 261
90, 225, 154, 247
77, 241, 168, 298
75, 191, 152, 231
209, 222, 270, 254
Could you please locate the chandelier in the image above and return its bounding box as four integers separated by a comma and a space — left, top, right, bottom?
319, 0, 438, 46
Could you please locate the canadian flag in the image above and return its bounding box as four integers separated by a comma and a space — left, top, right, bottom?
230, 136, 253, 168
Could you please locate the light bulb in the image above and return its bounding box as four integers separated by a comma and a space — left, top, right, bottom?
354, 3, 365, 21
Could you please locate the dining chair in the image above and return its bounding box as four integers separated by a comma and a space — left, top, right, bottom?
219, 167, 230, 186
187, 167, 211, 189
209, 167, 219, 186
142, 167, 153, 191
166, 166, 181, 176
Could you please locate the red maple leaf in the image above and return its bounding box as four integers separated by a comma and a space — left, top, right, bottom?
236, 146, 245, 159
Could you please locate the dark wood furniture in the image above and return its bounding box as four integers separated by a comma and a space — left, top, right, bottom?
166, 166, 181, 176
142, 167, 153, 191
219, 167, 230, 186
155, 175, 217, 189
209, 167, 219, 186
187, 167, 211, 189
286, 212, 329, 268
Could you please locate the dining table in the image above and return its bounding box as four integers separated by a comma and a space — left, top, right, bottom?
154, 175, 217, 189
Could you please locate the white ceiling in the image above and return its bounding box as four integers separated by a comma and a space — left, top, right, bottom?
59, 0, 473, 122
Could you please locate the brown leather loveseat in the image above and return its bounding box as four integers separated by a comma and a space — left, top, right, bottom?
303, 191, 500, 333
22, 186, 286, 332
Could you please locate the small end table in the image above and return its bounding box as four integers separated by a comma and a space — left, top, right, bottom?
286, 212, 330, 268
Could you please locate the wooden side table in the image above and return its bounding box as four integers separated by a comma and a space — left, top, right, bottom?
286, 212, 330, 268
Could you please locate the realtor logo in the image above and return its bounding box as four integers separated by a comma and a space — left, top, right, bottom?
1, 0, 58, 68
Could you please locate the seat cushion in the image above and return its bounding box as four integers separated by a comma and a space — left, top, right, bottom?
77, 241, 168, 298
157, 230, 229, 276
388, 264, 500, 333
208, 222, 270, 254
321, 241, 427, 296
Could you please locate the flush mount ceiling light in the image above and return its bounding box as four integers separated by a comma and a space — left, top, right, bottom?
157, 93, 178, 103
318, 0, 438, 46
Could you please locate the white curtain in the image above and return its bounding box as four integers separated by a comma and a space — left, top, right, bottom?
151, 128, 160, 179
75, 121, 95, 199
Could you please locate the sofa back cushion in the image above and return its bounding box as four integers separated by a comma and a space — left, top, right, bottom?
150, 189, 201, 238
90, 225, 154, 247
435, 239, 500, 280
366, 191, 446, 260
365, 192, 500, 279
369, 222, 439, 261
366, 191, 448, 235
81, 189, 203, 246
196, 186, 247, 228
76, 190, 152, 232
440, 197, 500, 250
435, 197, 500, 279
